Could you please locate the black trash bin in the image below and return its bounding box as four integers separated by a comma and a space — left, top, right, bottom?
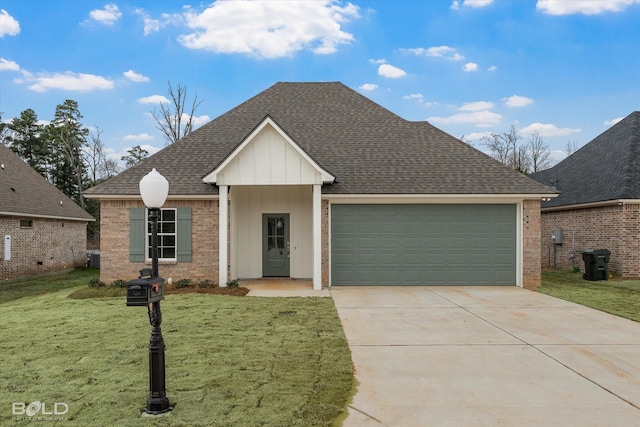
582, 249, 611, 281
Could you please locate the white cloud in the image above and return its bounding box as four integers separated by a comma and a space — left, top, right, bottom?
464, 0, 494, 7
0, 57, 19, 71
177, 1, 360, 58
89, 4, 122, 25
462, 62, 479, 72
450, 1, 460, 10
138, 95, 170, 104
123, 69, 149, 83
406, 46, 464, 61
403, 93, 424, 101
520, 122, 581, 137
429, 111, 502, 128
359, 83, 378, 91
0, 9, 20, 37
135, 9, 184, 36
536, 0, 640, 15
369, 58, 387, 64
503, 95, 533, 107
124, 133, 154, 141
378, 63, 406, 78
488, 65, 498, 71
188, 114, 210, 128
604, 117, 624, 126
459, 101, 494, 111
463, 131, 493, 141
14, 71, 114, 92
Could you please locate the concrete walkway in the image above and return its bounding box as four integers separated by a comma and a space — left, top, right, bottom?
331, 286, 640, 426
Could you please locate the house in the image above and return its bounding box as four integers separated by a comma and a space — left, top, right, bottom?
84, 82, 556, 290
0, 144, 94, 280
530, 111, 640, 277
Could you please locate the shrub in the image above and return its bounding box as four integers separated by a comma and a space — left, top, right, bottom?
198, 279, 216, 289
110, 279, 128, 288
175, 278, 191, 289
226, 279, 239, 288
88, 278, 105, 288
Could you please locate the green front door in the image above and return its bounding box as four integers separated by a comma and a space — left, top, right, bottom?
262, 214, 290, 277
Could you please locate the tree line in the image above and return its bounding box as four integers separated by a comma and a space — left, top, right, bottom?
463, 125, 580, 174
0, 82, 201, 241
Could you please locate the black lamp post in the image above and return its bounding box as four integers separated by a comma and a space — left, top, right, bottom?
139, 168, 172, 415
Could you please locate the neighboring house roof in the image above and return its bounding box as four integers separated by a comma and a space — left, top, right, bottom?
84, 82, 555, 198
530, 111, 640, 209
0, 144, 94, 221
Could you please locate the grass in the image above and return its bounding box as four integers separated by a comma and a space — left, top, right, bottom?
0, 268, 100, 304
539, 269, 640, 322
0, 270, 354, 426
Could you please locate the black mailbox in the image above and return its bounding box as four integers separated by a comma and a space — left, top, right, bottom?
126, 276, 165, 306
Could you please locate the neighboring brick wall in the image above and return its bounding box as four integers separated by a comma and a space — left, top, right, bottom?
100, 199, 219, 284
540, 203, 640, 278
522, 200, 542, 290
0, 215, 87, 280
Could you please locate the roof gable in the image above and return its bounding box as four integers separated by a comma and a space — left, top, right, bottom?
530, 111, 640, 208
203, 116, 335, 185
0, 144, 94, 221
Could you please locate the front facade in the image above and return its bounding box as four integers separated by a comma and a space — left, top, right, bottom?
0, 144, 94, 280
86, 82, 555, 290
530, 111, 640, 278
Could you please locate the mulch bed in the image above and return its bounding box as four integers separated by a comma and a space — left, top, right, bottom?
164, 285, 250, 296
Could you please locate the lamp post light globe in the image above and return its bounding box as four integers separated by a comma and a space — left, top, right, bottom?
137, 168, 172, 415
139, 168, 169, 209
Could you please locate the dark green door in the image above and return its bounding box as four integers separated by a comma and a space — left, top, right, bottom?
262, 214, 290, 277
331, 204, 517, 285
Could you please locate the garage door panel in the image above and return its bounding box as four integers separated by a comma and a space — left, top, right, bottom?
331, 204, 517, 286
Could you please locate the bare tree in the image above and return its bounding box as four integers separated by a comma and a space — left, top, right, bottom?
85, 127, 105, 184
98, 158, 122, 179
152, 82, 203, 145
527, 130, 553, 172
482, 125, 521, 168
564, 140, 580, 157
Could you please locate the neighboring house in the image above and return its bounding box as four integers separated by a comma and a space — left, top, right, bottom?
84, 82, 556, 290
530, 111, 640, 277
0, 144, 94, 280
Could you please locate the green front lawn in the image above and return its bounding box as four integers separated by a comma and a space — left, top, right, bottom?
0, 270, 353, 426
539, 269, 640, 322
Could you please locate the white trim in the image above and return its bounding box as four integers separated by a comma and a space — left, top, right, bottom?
516, 201, 523, 288
313, 184, 322, 290
145, 208, 177, 263
83, 194, 218, 201
0, 211, 94, 222
324, 194, 556, 204
202, 117, 335, 184
219, 185, 229, 286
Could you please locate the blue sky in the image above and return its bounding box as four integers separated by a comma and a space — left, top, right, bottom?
1, 0, 639, 166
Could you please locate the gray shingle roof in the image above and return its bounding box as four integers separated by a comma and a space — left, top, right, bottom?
84, 82, 555, 197
530, 111, 640, 208
0, 144, 94, 221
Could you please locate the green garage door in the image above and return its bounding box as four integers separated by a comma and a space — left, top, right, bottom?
331, 204, 516, 285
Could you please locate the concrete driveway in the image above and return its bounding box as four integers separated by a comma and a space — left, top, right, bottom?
331, 286, 640, 426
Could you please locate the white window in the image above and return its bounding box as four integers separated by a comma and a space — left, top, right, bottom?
147, 208, 176, 261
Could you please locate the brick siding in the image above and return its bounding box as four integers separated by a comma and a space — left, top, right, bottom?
99, 199, 219, 284
540, 203, 640, 278
0, 215, 87, 280
522, 200, 542, 290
